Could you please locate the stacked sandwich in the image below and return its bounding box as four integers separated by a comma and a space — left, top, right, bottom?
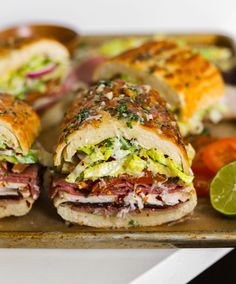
50, 80, 196, 228
0, 94, 41, 217
0, 36, 72, 219
0, 38, 70, 111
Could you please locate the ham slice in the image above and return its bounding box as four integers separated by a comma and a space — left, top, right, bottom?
0, 164, 41, 200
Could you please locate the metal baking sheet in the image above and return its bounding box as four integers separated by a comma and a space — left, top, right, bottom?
0, 33, 236, 248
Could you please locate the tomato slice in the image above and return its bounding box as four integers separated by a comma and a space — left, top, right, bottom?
192, 148, 215, 178
190, 135, 218, 198
202, 137, 236, 173
193, 176, 212, 197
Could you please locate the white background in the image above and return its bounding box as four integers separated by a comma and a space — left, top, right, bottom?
0, 0, 235, 37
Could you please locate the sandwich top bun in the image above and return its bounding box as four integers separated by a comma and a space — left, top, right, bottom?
93, 40, 225, 121
0, 37, 70, 78
0, 94, 40, 154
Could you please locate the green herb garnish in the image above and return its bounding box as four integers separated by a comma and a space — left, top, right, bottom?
76, 108, 89, 123
99, 80, 113, 87
126, 121, 133, 128
128, 219, 139, 226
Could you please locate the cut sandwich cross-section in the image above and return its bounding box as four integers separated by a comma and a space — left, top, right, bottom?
0, 94, 42, 218
0, 38, 70, 111
51, 80, 197, 228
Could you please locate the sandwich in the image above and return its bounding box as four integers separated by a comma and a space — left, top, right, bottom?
0, 38, 70, 111
0, 94, 41, 218
50, 80, 196, 228
93, 40, 225, 136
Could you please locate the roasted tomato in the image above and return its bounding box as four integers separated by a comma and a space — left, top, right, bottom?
192, 148, 215, 178
202, 137, 236, 173
191, 135, 218, 198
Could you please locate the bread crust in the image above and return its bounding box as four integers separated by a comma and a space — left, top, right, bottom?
93, 40, 224, 120
0, 38, 69, 77
0, 94, 40, 154
54, 80, 190, 172
0, 197, 34, 218
55, 189, 197, 228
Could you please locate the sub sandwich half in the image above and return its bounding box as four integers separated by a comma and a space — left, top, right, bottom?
50, 80, 197, 228
0, 38, 70, 111
93, 40, 225, 136
0, 94, 41, 218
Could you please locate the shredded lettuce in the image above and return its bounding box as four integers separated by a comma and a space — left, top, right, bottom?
65, 137, 193, 184
124, 155, 146, 175
0, 143, 6, 150
0, 146, 38, 164
84, 160, 124, 180
0, 55, 67, 99
99, 38, 145, 57
146, 149, 193, 184
15, 152, 39, 164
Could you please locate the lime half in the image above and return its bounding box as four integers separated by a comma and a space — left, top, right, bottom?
210, 161, 236, 216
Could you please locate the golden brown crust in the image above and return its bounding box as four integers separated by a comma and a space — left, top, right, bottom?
0, 94, 40, 153
0, 37, 70, 80
0, 197, 34, 218
0, 37, 69, 58
60, 80, 183, 147
54, 80, 190, 170
94, 40, 224, 120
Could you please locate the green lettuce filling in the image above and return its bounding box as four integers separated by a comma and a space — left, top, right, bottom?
0, 55, 67, 99
66, 137, 193, 184
0, 148, 38, 164
99, 38, 145, 57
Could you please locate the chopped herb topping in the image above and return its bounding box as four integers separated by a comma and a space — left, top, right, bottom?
155, 120, 164, 129
129, 113, 139, 121
76, 108, 89, 123
126, 121, 133, 128
104, 138, 113, 148
129, 219, 139, 226
117, 101, 128, 115
111, 100, 143, 125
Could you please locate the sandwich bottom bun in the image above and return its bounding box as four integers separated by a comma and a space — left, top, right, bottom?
56, 189, 197, 228
0, 198, 34, 218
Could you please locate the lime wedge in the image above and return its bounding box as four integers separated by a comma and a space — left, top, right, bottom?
210, 161, 236, 216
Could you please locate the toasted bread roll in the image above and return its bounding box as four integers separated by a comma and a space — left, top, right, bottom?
0, 38, 70, 111
94, 40, 225, 135
0, 95, 41, 218
0, 94, 40, 154
0, 197, 34, 218
56, 190, 197, 228
51, 80, 196, 228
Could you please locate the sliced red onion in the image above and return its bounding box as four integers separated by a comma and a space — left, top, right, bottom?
0, 150, 14, 156
26, 63, 57, 79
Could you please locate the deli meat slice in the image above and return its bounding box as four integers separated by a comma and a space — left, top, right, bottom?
0, 164, 41, 200
49, 173, 184, 198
